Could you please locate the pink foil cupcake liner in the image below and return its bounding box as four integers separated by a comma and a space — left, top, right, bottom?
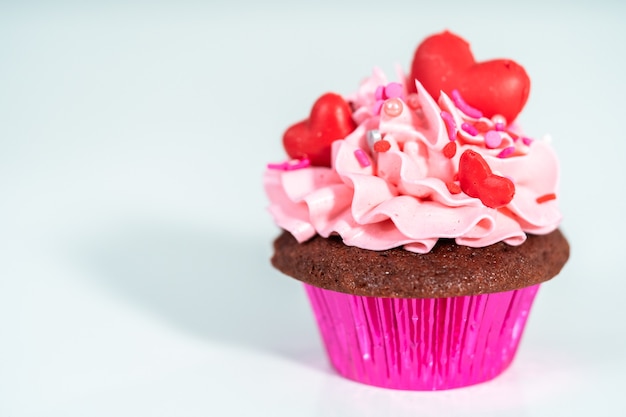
304, 283, 540, 390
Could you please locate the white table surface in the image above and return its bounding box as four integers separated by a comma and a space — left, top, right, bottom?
1, 1, 625, 416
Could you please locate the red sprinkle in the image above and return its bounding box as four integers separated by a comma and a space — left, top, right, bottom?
373, 140, 391, 152
522, 137, 533, 146
446, 181, 462, 194
443, 141, 457, 159
536, 193, 557, 204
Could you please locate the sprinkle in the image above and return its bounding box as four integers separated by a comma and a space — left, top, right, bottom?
497, 146, 516, 158
522, 137, 533, 146
373, 140, 391, 152
491, 114, 507, 126
266, 162, 287, 170
536, 193, 557, 204
440, 111, 456, 141
366, 129, 382, 149
446, 182, 462, 194
461, 122, 478, 136
443, 141, 457, 159
383, 98, 403, 117
354, 149, 371, 167
406, 93, 420, 109
453, 173, 459, 181
507, 130, 519, 141
451, 89, 483, 119
485, 131, 503, 149
384, 82, 404, 99
267, 157, 311, 171
285, 158, 310, 170
495, 122, 505, 131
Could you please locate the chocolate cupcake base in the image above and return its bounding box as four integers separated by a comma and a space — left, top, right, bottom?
272, 229, 569, 298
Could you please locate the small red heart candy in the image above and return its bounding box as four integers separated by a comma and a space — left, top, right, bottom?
458, 150, 515, 209
283, 93, 356, 167
409, 31, 530, 123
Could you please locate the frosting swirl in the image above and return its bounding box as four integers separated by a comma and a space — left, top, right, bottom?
264, 69, 561, 253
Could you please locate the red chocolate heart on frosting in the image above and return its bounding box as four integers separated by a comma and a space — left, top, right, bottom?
409, 31, 530, 123
458, 150, 515, 209
283, 93, 356, 167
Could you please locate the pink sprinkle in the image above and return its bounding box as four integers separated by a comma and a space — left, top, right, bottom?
461, 122, 478, 136
451, 89, 483, 119
287, 158, 311, 171
495, 122, 505, 131
384, 82, 404, 99
286, 158, 311, 170
497, 146, 516, 158
485, 131, 503, 149
267, 162, 288, 170
374, 85, 385, 101
268, 158, 311, 171
440, 111, 456, 141
354, 149, 371, 167
522, 137, 533, 146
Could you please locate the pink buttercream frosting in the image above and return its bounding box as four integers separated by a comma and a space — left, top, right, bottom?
264, 68, 561, 253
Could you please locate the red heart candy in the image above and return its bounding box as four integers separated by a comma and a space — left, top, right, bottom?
458, 150, 515, 209
283, 93, 356, 167
409, 31, 530, 123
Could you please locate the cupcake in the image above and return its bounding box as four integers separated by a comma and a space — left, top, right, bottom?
264, 31, 569, 390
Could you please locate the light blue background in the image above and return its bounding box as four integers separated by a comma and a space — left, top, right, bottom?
1, 1, 624, 415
